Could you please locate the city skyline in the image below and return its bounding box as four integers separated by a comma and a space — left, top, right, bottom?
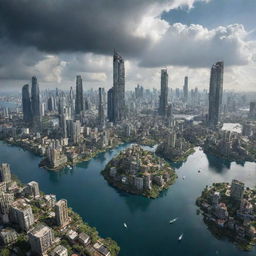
0, 0, 255, 92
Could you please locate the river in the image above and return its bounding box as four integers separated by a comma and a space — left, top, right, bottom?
0, 141, 256, 256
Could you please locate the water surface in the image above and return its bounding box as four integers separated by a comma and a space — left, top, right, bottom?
0, 141, 255, 256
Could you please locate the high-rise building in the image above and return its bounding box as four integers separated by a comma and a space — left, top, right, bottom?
231, 180, 244, 201
29, 223, 54, 255
107, 88, 114, 122
135, 84, 144, 99
111, 50, 125, 123
0, 192, 14, 215
71, 120, 81, 145
98, 88, 105, 129
55, 199, 69, 227
31, 76, 41, 121
59, 114, 67, 138
159, 69, 168, 116
75, 75, 84, 115
10, 199, 35, 231
26, 181, 40, 198
208, 61, 224, 128
0, 163, 11, 183
249, 102, 256, 119
22, 84, 32, 123
183, 76, 188, 103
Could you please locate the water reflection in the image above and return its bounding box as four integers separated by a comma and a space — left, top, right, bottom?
206, 154, 231, 172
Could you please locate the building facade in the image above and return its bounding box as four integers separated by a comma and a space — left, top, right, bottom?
55, 199, 69, 227
75, 75, 84, 115
208, 61, 224, 128
0, 163, 11, 183
29, 223, 54, 255
159, 69, 168, 116
22, 84, 32, 123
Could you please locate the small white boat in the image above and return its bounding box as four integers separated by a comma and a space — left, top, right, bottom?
169, 218, 178, 224
123, 223, 127, 228
182, 176, 186, 180
178, 233, 183, 241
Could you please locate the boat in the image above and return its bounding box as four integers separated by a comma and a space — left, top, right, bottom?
198, 170, 201, 173
169, 218, 178, 224
182, 176, 186, 180
123, 223, 128, 228
178, 233, 183, 241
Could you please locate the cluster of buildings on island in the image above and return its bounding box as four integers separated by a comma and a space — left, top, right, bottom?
104, 145, 175, 195
0, 163, 112, 256
199, 179, 256, 243
204, 129, 255, 161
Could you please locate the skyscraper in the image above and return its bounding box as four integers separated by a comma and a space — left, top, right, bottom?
31, 76, 41, 121
159, 69, 168, 116
183, 76, 188, 103
112, 50, 125, 123
22, 84, 32, 123
75, 75, 84, 115
249, 102, 256, 119
107, 88, 114, 122
208, 61, 224, 128
98, 88, 105, 129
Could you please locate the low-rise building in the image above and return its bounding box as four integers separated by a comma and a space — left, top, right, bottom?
78, 232, 90, 246
50, 245, 68, 256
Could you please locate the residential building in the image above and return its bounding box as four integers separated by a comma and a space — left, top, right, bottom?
29, 223, 54, 255
10, 199, 35, 231
55, 199, 69, 227
0, 163, 11, 183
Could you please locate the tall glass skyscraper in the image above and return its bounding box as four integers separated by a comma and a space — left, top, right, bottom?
22, 84, 32, 123
208, 61, 224, 128
31, 76, 41, 120
98, 87, 105, 129
75, 75, 84, 115
183, 76, 188, 103
112, 50, 125, 123
159, 69, 168, 116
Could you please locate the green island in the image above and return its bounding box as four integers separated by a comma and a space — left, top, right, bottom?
0, 163, 119, 256
101, 145, 177, 198
196, 180, 256, 250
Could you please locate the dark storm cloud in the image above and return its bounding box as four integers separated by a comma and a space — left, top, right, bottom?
0, 0, 159, 56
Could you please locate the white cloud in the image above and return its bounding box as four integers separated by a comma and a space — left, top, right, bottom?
140, 23, 254, 68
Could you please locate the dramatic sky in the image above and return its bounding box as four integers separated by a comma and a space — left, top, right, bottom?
0, 0, 255, 92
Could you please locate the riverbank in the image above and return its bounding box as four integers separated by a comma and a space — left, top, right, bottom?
1, 138, 123, 171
